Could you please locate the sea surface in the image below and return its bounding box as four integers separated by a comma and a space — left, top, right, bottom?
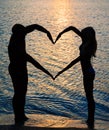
0, 0, 109, 129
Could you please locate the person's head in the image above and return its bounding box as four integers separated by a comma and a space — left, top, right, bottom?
12, 24, 26, 35
81, 27, 97, 57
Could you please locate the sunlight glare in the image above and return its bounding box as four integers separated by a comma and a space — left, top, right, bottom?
52, 0, 72, 25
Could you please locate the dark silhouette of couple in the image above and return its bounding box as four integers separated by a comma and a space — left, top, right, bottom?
8, 24, 97, 129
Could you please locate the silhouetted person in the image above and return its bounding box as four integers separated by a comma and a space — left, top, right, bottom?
8, 24, 54, 124
55, 26, 97, 129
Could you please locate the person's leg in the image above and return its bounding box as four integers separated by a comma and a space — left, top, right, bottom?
9, 68, 28, 124
83, 74, 95, 129
13, 85, 27, 122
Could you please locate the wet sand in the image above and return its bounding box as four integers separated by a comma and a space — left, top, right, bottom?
0, 114, 88, 130
0, 114, 109, 130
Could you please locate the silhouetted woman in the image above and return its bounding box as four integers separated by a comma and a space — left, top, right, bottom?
55, 26, 97, 129
8, 24, 54, 124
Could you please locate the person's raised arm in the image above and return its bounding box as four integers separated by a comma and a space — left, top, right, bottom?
26, 24, 54, 44
55, 26, 81, 43
26, 53, 53, 79
54, 56, 80, 79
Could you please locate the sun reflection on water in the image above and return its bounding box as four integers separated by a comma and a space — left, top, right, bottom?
49, 0, 77, 28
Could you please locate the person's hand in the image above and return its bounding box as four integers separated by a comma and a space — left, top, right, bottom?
49, 74, 55, 80
55, 33, 62, 43
52, 76, 55, 80
47, 31, 54, 44
54, 72, 61, 80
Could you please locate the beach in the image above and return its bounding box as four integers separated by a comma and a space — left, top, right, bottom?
0, 114, 109, 130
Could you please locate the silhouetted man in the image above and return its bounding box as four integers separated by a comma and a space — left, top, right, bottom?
8, 24, 54, 124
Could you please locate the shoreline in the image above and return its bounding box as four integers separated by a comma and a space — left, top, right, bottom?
0, 114, 88, 130
0, 114, 109, 130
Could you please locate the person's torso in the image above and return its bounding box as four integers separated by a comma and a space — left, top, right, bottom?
8, 35, 27, 67
79, 44, 95, 75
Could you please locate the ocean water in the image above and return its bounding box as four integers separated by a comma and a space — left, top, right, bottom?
0, 0, 109, 128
